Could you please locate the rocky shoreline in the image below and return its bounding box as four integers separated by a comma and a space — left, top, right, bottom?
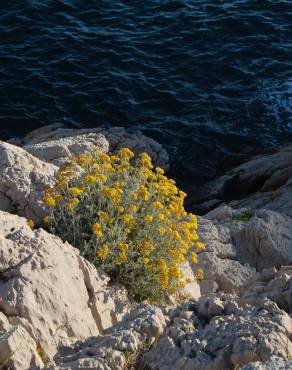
0, 125, 291, 370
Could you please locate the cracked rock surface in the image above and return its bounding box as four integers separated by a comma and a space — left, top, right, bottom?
0, 211, 130, 366
46, 294, 292, 370
240, 356, 292, 370
0, 311, 43, 370
240, 265, 292, 314
24, 132, 109, 167
12, 123, 169, 169
143, 296, 292, 370
0, 141, 57, 221
43, 304, 166, 370
196, 206, 292, 295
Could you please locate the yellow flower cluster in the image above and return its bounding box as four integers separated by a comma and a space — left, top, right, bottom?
42, 147, 205, 303
144, 214, 153, 222
116, 242, 129, 263
139, 152, 153, 168
97, 211, 113, 224
138, 185, 150, 201
43, 196, 56, 207
158, 258, 169, 289
67, 197, 80, 211
99, 187, 123, 204
92, 222, 103, 238
26, 219, 35, 229
96, 244, 109, 260
68, 187, 84, 196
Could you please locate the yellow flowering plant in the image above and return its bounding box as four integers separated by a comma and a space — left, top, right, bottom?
43, 148, 205, 303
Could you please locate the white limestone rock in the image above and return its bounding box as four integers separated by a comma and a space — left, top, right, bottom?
196, 208, 256, 294
0, 311, 45, 369
197, 251, 255, 294
233, 209, 292, 270
24, 132, 109, 167
0, 211, 131, 364
16, 123, 169, 169
176, 262, 201, 301
43, 304, 166, 370
144, 296, 292, 370
0, 325, 44, 370
93, 285, 132, 332
241, 265, 292, 314
196, 206, 292, 295
0, 140, 57, 221
198, 216, 237, 258
239, 356, 292, 370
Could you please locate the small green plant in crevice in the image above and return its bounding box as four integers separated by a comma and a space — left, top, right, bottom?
42, 148, 205, 304
123, 337, 152, 370
36, 345, 50, 366
286, 335, 292, 360
230, 209, 254, 222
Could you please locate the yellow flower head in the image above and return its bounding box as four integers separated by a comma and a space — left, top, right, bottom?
98, 153, 111, 163
139, 240, 155, 254
152, 201, 164, 210
43, 216, 50, 223
124, 227, 132, 234
191, 252, 198, 264
139, 152, 153, 168
101, 163, 114, 172
43, 196, 56, 207
68, 187, 84, 196
128, 204, 138, 212
113, 180, 126, 188
139, 167, 155, 179
54, 195, 64, 202
131, 193, 138, 201
84, 175, 98, 185
138, 185, 150, 201
118, 242, 129, 251
158, 213, 165, 221
97, 174, 108, 183
194, 242, 206, 250
67, 197, 80, 211
92, 222, 103, 237
96, 244, 109, 260
116, 252, 128, 264
97, 211, 113, 224
99, 187, 122, 205
155, 167, 165, 175
77, 153, 92, 167
144, 214, 153, 222
117, 206, 125, 213
26, 219, 34, 229
110, 155, 118, 162
158, 258, 169, 289
117, 147, 134, 160
195, 268, 204, 281
179, 190, 187, 198
122, 213, 134, 224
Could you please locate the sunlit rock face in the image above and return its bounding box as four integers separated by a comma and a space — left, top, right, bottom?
0, 211, 131, 366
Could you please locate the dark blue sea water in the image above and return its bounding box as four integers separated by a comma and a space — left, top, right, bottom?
0, 0, 291, 186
